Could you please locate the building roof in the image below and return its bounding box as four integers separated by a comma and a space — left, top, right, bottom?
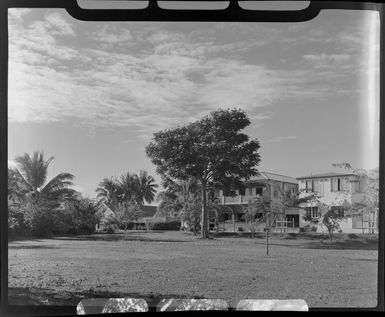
139, 205, 158, 218
98, 202, 157, 219
296, 172, 357, 180
247, 171, 298, 184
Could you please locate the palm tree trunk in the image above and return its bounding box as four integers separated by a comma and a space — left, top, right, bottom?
201, 182, 209, 238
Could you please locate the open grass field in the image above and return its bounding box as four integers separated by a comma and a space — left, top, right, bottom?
8, 231, 378, 309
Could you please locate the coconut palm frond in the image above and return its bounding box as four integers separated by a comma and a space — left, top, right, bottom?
41, 172, 75, 194
15, 151, 54, 190
138, 170, 158, 204
156, 191, 177, 202
117, 172, 139, 203
8, 167, 34, 197
41, 187, 78, 202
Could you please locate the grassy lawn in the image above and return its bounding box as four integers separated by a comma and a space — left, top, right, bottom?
8, 231, 378, 309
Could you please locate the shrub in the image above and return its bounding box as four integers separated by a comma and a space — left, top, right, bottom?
113, 202, 143, 230
8, 204, 28, 237
21, 200, 56, 237
61, 199, 100, 235
103, 224, 116, 234
147, 220, 181, 230
9, 197, 101, 238
347, 233, 359, 239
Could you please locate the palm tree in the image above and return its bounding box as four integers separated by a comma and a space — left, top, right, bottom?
136, 170, 158, 204
156, 177, 201, 231
8, 168, 28, 203
12, 151, 77, 206
118, 172, 140, 204
96, 171, 158, 206
96, 177, 120, 207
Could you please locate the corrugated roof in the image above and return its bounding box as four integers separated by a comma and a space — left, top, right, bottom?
296, 172, 357, 180
247, 171, 297, 184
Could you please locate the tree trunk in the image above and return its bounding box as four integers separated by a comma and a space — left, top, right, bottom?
215, 210, 219, 233
201, 183, 209, 238
250, 219, 254, 239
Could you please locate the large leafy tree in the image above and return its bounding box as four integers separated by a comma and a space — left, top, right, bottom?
10, 151, 77, 207
146, 108, 261, 238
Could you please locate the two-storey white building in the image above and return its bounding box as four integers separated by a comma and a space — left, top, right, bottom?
297, 172, 372, 233
217, 171, 298, 230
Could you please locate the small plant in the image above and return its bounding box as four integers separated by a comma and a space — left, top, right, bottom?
103, 224, 116, 234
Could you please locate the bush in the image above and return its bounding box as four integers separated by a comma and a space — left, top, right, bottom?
8, 205, 28, 238
347, 233, 359, 239
103, 224, 116, 234
147, 220, 181, 231
66, 199, 100, 234
21, 200, 56, 237
8, 198, 101, 238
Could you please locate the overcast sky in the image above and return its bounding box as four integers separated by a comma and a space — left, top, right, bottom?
7, 8, 380, 199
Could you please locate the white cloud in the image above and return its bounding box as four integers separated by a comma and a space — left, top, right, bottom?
268, 136, 297, 143
45, 12, 75, 36
303, 53, 350, 68
8, 8, 31, 22
8, 10, 352, 138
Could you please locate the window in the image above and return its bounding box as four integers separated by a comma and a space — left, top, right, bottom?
239, 187, 245, 196
274, 188, 278, 198
306, 207, 318, 218
313, 179, 321, 194
331, 177, 343, 192
256, 187, 263, 196
341, 178, 348, 191
331, 206, 344, 218
248, 187, 253, 196
305, 179, 312, 192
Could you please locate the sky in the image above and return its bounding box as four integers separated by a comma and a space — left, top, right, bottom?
7, 7, 380, 200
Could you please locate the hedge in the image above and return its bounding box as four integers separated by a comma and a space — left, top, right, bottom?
146, 220, 181, 231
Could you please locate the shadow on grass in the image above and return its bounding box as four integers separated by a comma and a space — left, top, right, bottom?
302, 239, 378, 250
51, 234, 190, 243
212, 231, 324, 240
254, 239, 378, 251
8, 287, 205, 308
8, 245, 58, 250
212, 232, 264, 239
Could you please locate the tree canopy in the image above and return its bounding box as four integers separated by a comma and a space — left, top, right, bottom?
10, 151, 77, 207
146, 108, 261, 238
96, 170, 158, 207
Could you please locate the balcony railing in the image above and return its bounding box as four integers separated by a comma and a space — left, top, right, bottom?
221, 195, 252, 204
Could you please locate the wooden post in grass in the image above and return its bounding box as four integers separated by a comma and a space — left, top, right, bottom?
265, 213, 271, 256
233, 212, 236, 233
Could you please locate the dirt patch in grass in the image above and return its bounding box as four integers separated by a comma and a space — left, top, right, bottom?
8, 231, 378, 309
